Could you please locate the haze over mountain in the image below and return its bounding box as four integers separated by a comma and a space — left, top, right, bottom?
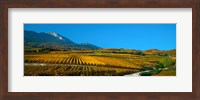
24, 30, 100, 50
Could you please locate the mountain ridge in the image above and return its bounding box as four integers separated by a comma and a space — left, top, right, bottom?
24, 30, 101, 50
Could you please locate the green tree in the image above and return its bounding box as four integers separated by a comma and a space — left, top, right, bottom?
160, 57, 173, 68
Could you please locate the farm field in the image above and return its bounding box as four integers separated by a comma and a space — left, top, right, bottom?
24, 49, 176, 76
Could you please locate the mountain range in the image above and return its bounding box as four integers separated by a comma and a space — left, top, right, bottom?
24, 30, 100, 50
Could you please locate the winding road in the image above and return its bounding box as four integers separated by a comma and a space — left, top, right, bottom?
124, 67, 169, 76
124, 70, 151, 76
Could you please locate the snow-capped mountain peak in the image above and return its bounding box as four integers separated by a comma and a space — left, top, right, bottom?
46, 32, 63, 40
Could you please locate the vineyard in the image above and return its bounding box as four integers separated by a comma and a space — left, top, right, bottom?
24, 49, 176, 76
24, 54, 141, 68
24, 65, 137, 76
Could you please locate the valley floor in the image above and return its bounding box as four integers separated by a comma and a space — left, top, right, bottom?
24, 49, 176, 76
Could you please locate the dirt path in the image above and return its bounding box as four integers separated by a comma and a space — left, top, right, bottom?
124, 67, 170, 76
124, 70, 151, 76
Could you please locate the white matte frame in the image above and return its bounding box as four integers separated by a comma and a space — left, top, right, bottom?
8, 8, 192, 92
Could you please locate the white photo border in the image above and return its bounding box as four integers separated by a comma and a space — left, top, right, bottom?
8, 8, 192, 92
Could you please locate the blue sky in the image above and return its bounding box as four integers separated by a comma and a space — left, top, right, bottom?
24, 24, 176, 50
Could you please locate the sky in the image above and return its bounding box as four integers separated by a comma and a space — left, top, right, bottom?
24, 24, 176, 50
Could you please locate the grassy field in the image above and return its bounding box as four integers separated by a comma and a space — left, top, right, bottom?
154, 67, 176, 76
24, 49, 176, 76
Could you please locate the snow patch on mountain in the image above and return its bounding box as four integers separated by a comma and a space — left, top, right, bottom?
46, 32, 63, 40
